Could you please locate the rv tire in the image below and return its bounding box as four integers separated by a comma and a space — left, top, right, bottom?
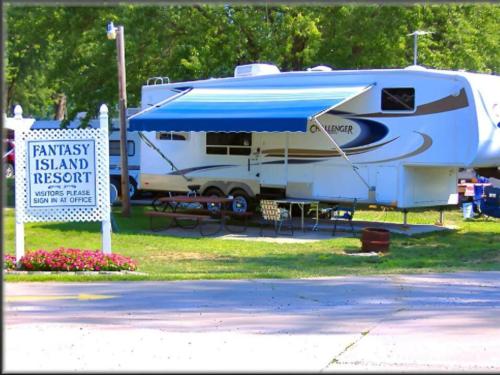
203, 187, 224, 213
203, 187, 224, 197
110, 177, 120, 199
128, 178, 138, 199
230, 189, 252, 213
111, 176, 139, 200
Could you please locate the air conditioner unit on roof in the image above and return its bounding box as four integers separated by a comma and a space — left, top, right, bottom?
234, 63, 280, 77
307, 65, 333, 72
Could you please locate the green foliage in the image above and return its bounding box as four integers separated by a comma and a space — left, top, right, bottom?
5, 4, 499, 119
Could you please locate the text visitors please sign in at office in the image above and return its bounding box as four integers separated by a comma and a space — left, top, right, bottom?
27, 139, 97, 208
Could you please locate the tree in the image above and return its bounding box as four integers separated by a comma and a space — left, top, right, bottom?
5, 4, 499, 119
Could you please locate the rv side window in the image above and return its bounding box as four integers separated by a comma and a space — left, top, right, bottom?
206, 132, 251, 156
229, 147, 251, 156
381, 88, 415, 111
206, 133, 251, 146
156, 132, 188, 141
109, 140, 135, 156
206, 147, 227, 155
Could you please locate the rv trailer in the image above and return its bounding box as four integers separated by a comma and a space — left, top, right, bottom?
129, 64, 500, 212
108, 108, 142, 199
108, 124, 141, 199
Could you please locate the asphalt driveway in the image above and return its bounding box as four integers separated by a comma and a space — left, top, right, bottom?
4, 272, 500, 372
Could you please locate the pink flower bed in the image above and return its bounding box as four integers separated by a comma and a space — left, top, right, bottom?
4, 254, 17, 270
4, 248, 137, 272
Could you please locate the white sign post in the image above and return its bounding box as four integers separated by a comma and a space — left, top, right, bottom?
100, 106, 112, 254
14, 104, 112, 262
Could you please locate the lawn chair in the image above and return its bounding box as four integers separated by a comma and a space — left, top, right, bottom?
330, 198, 357, 236
258, 200, 294, 236
307, 202, 335, 219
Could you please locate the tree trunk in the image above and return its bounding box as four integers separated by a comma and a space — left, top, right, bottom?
53, 93, 67, 120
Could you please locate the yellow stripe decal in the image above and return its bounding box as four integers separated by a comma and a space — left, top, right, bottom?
6, 294, 117, 302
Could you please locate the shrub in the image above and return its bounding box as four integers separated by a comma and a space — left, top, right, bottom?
16, 248, 137, 272
4, 255, 17, 270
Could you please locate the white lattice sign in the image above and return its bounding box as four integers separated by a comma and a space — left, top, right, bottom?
15, 128, 110, 222
13, 104, 112, 259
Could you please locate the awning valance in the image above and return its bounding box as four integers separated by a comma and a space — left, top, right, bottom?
129, 84, 372, 132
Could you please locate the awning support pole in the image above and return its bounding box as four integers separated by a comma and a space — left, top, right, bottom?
138, 132, 192, 182
128, 88, 192, 121
312, 117, 373, 191
285, 132, 289, 186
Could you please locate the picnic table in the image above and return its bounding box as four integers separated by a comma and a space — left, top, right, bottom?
274, 198, 320, 232
158, 196, 233, 205
146, 195, 252, 235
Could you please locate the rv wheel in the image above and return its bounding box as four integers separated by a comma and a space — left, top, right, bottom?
230, 189, 251, 213
110, 177, 120, 198
128, 178, 138, 199
110, 177, 138, 200
203, 187, 224, 213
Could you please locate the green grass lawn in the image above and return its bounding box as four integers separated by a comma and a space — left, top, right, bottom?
3, 192, 500, 282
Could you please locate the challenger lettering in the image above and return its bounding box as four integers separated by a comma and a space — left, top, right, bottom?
310, 124, 354, 134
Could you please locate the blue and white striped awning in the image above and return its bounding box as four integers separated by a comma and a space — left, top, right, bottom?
129, 84, 372, 132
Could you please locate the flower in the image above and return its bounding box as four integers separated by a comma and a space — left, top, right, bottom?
3, 255, 17, 270
15, 248, 137, 272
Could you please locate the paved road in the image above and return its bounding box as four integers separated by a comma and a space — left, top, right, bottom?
4, 272, 500, 372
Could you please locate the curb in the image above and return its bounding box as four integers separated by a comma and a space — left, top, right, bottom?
4, 270, 147, 276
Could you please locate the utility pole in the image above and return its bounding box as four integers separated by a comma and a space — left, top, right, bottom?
407, 30, 433, 66
107, 22, 131, 217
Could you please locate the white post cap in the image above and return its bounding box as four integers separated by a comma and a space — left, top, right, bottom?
99, 104, 109, 115
99, 104, 109, 129
14, 105, 23, 119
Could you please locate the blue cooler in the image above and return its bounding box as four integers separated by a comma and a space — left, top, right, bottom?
479, 186, 500, 218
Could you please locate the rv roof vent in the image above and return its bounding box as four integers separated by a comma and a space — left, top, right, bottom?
234, 63, 280, 77
307, 65, 333, 72
147, 76, 170, 85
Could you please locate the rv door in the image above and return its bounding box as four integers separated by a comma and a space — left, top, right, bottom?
254, 132, 288, 188
250, 133, 261, 179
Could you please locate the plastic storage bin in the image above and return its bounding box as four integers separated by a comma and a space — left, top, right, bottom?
462, 202, 474, 219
